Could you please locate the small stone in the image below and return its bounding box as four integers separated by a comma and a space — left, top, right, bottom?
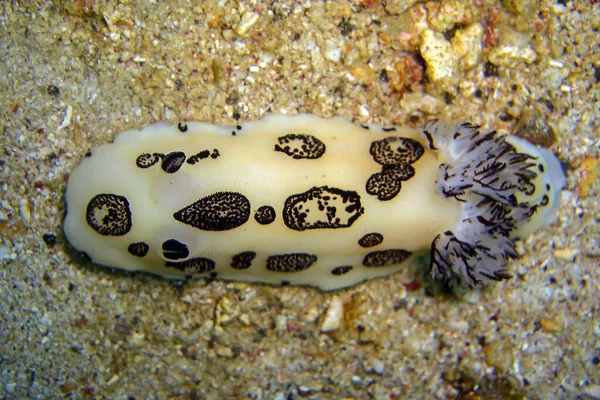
451, 23, 483, 70
419, 29, 459, 84
487, 27, 537, 67
553, 248, 578, 262
321, 296, 344, 332
576, 157, 599, 198
235, 12, 259, 36
539, 317, 563, 333
216, 345, 234, 358
364, 358, 385, 375
19, 199, 31, 225
384, 0, 420, 15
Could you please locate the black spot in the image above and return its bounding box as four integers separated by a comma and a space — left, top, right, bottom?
483, 61, 499, 77
369, 137, 424, 166
538, 163, 545, 173
166, 257, 215, 274
266, 253, 317, 272
178, 122, 188, 132
274, 134, 326, 159
84, 151, 92, 157
358, 233, 384, 248
363, 249, 412, 267
128, 242, 149, 257
236, 125, 242, 130
361, 125, 370, 130
517, 177, 536, 196
331, 266, 353, 275
281, 280, 291, 286
161, 151, 187, 173
210, 149, 220, 159
382, 127, 396, 132
338, 17, 354, 36
47, 85, 60, 97
173, 191, 251, 231
42, 233, 57, 247
254, 205, 276, 225
231, 251, 256, 270
283, 186, 363, 231
162, 239, 189, 260
86, 194, 132, 236
379, 69, 389, 83
366, 172, 401, 201
186, 150, 211, 164
136, 153, 163, 169
540, 195, 549, 206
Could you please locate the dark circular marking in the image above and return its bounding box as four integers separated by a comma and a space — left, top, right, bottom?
540, 195, 549, 206
165, 257, 215, 274
254, 205, 276, 225
86, 194, 132, 236
266, 253, 317, 272
331, 266, 353, 275
210, 271, 218, 279
178, 122, 188, 132
538, 163, 545, 173
358, 233, 384, 248
136, 153, 162, 168
274, 134, 326, 159
236, 125, 242, 130
366, 172, 401, 201
173, 191, 251, 231
369, 137, 424, 166
84, 151, 92, 157
546, 184, 551, 191
231, 131, 236, 136
363, 249, 412, 267
162, 239, 189, 260
281, 280, 291, 286
210, 149, 220, 159
383, 164, 416, 181
361, 125, 370, 130
231, 251, 256, 270
283, 186, 363, 231
128, 242, 149, 257
517, 177, 536, 196
161, 151, 187, 174
42, 233, 57, 247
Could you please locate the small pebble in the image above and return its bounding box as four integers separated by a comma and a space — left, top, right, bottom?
553, 248, 578, 262
320, 296, 344, 332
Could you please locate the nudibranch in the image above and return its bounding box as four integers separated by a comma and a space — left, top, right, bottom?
63, 114, 565, 290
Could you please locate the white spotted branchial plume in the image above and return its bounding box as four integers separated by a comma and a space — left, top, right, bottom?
63, 114, 565, 290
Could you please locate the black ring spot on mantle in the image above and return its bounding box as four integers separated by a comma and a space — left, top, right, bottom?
161, 151, 187, 173
128, 242, 149, 257
254, 205, 276, 225
331, 266, 353, 275
166, 257, 216, 274
231, 251, 256, 270
358, 233, 384, 248
266, 253, 317, 272
173, 191, 251, 231
283, 186, 364, 231
369, 137, 424, 166
136, 153, 163, 169
86, 194, 132, 236
274, 134, 326, 159
162, 239, 189, 260
363, 249, 412, 267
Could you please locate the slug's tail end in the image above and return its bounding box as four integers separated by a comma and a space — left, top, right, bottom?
422, 120, 566, 288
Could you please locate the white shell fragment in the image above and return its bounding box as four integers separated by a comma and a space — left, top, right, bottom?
64, 114, 566, 290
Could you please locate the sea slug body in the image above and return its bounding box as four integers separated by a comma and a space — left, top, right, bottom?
63, 114, 565, 290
